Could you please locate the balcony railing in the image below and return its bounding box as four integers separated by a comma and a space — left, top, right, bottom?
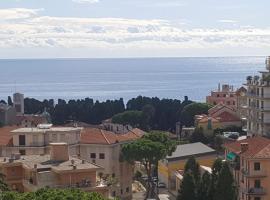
241, 169, 267, 178
243, 187, 266, 195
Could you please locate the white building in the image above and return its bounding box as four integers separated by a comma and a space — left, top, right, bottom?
245, 56, 270, 137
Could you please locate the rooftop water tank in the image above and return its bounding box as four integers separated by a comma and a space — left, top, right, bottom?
266, 56, 270, 71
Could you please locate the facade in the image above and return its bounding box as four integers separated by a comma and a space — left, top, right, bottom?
102, 119, 133, 134
0, 143, 108, 196
13, 93, 24, 115
158, 142, 216, 192
80, 128, 144, 200
245, 57, 270, 137
225, 136, 270, 200
206, 84, 237, 108
0, 125, 144, 200
0, 103, 16, 125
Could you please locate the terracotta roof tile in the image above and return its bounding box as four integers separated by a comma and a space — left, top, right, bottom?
0, 126, 19, 146
225, 136, 270, 158
215, 111, 241, 122
80, 128, 144, 145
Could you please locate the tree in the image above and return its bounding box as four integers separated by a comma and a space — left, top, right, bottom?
0, 188, 108, 200
121, 132, 176, 199
181, 103, 212, 127
177, 172, 197, 200
112, 110, 144, 128
214, 162, 237, 200
190, 127, 209, 144
209, 158, 223, 200
197, 171, 211, 200
7, 96, 13, 106
184, 156, 200, 186
0, 172, 9, 192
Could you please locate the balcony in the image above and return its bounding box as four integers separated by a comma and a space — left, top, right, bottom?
241, 169, 267, 178
243, 187, 266, 195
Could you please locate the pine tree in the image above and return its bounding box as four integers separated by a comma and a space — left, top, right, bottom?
214, 162, 237, 200
7, 96, 13, 106
177, 172, 197, 200
197, 171, 211, 200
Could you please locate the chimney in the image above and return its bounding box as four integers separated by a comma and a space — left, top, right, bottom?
241, 143, 249, 152
50, 143, 69, 162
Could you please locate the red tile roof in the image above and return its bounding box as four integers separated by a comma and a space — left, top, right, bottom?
80, 128, 144, 145
0, 126, 18, 146
215, 111, 241, 122
224, 136, 270, 158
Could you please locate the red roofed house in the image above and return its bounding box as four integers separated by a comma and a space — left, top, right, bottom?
225, 136, 270, 200
0, 125, 144, 200
196, 103, 242, 135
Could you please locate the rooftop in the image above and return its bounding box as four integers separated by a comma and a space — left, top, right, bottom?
224, 136, 270, 159
80, 128, 144, 145
167, 142, 216, 161
11, 126, 82, 133
0, 126, 19, 146
0, 155, 101, 171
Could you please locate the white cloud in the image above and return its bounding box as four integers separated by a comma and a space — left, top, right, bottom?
218, 19, 238, 23
72, 0, 99, 4
0, 8, 270, 57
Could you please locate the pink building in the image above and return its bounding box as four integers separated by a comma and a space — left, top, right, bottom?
206, 84, 237, 107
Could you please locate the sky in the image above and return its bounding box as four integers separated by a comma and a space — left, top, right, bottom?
1, 0, 270, 58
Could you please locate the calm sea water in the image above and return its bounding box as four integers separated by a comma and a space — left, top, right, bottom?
0, 57, 266, 102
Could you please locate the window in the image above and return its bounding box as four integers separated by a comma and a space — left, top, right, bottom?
126, 187, 130, 193
19, 135, 26, 146
112, 173, 115, 178
90, 153, 96, 159
254, 163, 260, 171
233, 101, 235, 105
121, 189, 123, 194
19, 149, 26, 155
112, 191, 116, 197
227, 101, 230, 105
255, 197, 261, 200
213, 101, 217, 105
99, 153, 105, 159
254, 180, 261, 188
217, 94, 220, 97
52, 134, 57, 141
60, 134, 65, 141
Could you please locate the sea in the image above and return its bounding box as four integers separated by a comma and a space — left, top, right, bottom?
0, 57, 266, 103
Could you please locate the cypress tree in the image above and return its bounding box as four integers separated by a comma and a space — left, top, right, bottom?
184, 156, 201, 185
177, 172, 197, 200
214, 162, 237, 200
197, 171, 211, 200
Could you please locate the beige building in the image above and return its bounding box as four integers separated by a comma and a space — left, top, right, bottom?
225, 136, 270, 200
0, 125, 144, 200
0, 143, 108, 197
245, 56, 270, 137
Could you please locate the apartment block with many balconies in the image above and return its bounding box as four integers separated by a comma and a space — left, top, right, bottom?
245, 57, 270, 137
225, 136, 270, 200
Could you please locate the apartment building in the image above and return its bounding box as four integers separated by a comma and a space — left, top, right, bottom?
80, 128, 144, 200
225, 136, 270, 200
207, 84, 238, 107
0, 125, 144, 199
0, 103, 16, 125
245, 57, 270, 137
1, 124, 82, 156
0, 143, 108, 197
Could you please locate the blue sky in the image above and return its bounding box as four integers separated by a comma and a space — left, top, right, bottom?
1, 0, 270, 58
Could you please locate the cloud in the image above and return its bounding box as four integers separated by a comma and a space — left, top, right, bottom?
1, 8, 270, 57
72, 0, 99, 4
218, 19, 238, 23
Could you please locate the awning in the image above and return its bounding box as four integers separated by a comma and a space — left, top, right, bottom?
226, 152, 236, 161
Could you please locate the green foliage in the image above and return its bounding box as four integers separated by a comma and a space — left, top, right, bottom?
214, 162, 237, 200
197, 172, 211, 200
0, 188, 108, 200
181, 103, 212, 127
178, 158, 238, 200
112, 110, 144, 127
121, 132, 176, 198
0, 172, 9, 192
190, 127, 209, 144
177, 172, 197, 200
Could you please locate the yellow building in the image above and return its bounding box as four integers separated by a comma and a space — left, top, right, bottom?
158, 142, 217, 193
225, 136, 270, 200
